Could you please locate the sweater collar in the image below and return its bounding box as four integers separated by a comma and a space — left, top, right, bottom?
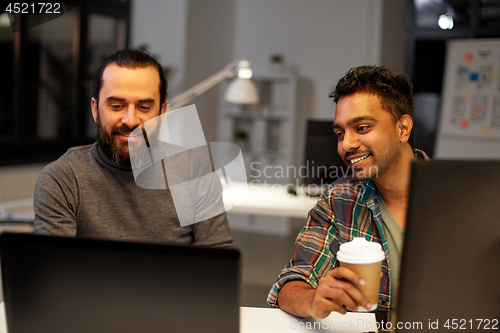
94, 142, 133, 171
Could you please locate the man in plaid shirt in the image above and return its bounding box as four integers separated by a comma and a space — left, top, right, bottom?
267, 66, 429, 322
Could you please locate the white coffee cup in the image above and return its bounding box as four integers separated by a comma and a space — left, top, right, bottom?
336, 237, 385, 312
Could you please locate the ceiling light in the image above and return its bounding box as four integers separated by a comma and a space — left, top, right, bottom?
438, 14, 454, 29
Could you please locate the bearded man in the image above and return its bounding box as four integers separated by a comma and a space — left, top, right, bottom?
33, 49, 232, 247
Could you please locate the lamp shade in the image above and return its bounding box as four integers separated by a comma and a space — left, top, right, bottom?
224, 78, 259, 104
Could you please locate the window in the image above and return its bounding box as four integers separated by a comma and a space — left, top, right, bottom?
0, 0, 130, 165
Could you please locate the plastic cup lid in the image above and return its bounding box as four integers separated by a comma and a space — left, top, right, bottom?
336, 237, 385, 264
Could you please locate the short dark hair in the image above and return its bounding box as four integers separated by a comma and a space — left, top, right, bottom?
92, 49, 168, 109
329, 65, 414, 147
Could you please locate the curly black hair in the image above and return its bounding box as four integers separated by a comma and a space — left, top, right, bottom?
329, 65, 414, 147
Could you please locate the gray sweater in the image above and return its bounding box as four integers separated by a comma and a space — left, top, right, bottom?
33, 143, 232, 246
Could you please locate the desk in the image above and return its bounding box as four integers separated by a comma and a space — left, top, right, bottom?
240, 307, 378, 332
0, 303, 377, 333
224, 182, 319, 218
0, 198, 34, 222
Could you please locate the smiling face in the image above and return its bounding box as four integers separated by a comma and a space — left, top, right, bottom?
333, 92, 409, 181
91, 64, 166, 167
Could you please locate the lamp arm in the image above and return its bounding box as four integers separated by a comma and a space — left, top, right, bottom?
168, 59, 242, 111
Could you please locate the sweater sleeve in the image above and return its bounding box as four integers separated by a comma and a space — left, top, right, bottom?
190, 146, 233, 247
32, 158, 78, 237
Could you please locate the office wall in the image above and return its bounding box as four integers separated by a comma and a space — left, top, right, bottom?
130, 0, 189, 97
130, 0, 237, 143
232, 0, 383, 120
183, 0, 237, 144
129, 0, 407, 134
230, 0, 404, 168
380, 0, 407, 72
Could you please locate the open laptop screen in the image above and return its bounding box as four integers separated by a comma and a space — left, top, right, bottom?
0, 233, 240, 333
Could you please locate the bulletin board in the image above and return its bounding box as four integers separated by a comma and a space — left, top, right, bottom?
435, 39, 500, 159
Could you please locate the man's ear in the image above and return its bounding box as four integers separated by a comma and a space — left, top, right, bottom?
91, 98, 98, 122
398, 114, 413, 144
160, 102, 167, 115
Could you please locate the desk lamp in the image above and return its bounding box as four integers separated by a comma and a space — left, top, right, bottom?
168, 59, 259, 111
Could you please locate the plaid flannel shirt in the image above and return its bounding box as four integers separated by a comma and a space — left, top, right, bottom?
267, 149, 429, 321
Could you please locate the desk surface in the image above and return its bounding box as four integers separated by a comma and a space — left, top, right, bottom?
0, 303, 377, 333
240, 307, 378, 333
224, 182, 319, 218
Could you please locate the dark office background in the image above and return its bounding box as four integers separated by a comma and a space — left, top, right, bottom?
1, 0, 500, 165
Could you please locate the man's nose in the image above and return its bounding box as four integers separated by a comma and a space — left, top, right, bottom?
342, 131, 360, 152
122, 106, 140, 128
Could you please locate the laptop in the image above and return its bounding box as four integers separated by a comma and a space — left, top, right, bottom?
0, 233, 241, 333
396, 160, 500, 332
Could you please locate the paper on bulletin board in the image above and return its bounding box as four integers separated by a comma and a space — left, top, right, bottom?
435, 39, 500, 159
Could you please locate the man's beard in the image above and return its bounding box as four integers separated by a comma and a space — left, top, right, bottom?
347, 135, 402, 181
95, 113, 159, 169
95, 113, 135, 167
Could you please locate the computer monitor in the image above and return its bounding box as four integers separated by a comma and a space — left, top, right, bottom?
301, 120, 350, 192
396, 160, 500, 332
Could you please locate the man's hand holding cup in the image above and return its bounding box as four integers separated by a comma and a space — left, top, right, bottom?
336, 237, 385, 312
